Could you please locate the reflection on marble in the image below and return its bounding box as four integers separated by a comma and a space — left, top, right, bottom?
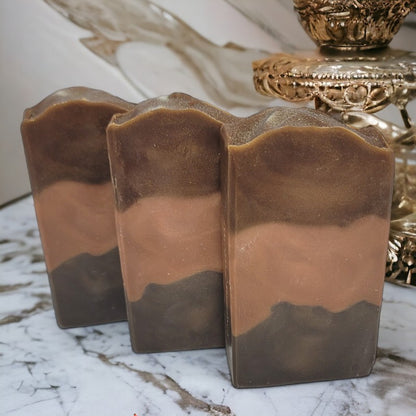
43, 0, 274, 114
1, 196, 416, 415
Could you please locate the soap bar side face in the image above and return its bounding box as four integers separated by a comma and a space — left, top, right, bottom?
21, 87, 134, 328
221, 109, 394, 388
107, 93, 235, 353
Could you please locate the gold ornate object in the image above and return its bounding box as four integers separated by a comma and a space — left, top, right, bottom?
293, 0, 416, 50
387, 215, 416, 286
253, 0, 416, 287
253, 49, 416, 115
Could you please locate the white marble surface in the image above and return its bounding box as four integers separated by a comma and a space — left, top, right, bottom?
1, 197, 416, 416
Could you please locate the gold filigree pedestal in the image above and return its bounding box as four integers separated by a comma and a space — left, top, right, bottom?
253, 0, 416, 286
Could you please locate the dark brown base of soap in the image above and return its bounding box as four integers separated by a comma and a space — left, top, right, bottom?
49, 247, 127, 328
230, 301, 380, 388
128, 271, 224, 353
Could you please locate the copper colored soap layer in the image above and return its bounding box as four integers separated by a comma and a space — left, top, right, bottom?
107, 92, 236, 352
221, 107, 394, 388
119, 194, 222, 302
35, 181, 118, 271
21, 87, 133, 328
230, 216, 388, 336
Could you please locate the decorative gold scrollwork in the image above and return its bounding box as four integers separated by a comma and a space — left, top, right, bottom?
293, 0, 416, 50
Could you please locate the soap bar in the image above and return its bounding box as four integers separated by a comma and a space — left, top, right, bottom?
21, 87, 134, 328
221, 107, 395, 388
107, 93, 235, 352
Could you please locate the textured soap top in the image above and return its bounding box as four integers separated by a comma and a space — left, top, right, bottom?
23, 86, 133, 120
110, 92, 235, 127
222, 106, 386, 148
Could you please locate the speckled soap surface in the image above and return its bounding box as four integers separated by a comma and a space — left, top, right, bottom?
107, 93, 236, 353
221, 107, 395, 388
21, 87, 133, 328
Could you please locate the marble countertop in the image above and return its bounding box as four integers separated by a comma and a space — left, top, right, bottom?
1, 197, 416, 416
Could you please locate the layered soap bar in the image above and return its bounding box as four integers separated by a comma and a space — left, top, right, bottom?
107, 93, 235, 352
21, 87, 133, 327
221, 107, 395, 388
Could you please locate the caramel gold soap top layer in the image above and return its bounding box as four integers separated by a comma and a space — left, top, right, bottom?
108, 92, 237, 212
22, 87, 134, 192
221, 107, 395, 387
107, 92, 236, 352
21, 87, 134, 328
222, 107, 392, 231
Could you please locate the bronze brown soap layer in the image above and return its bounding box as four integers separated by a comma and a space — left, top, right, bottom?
129, 271, 224, 353
107, 92, 236, 352
231, 301, 380, 388
50, 247, 126, 328
21, 87, 133, 327
221, 107, 395, 387
118, 194, 222, 302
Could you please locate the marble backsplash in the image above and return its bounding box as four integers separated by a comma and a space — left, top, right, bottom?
1, 0, 415, 204
43, 0, 275, 114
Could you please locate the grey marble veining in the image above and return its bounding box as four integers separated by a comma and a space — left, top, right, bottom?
43, 0, 274, 115
1, 197, 416, 416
